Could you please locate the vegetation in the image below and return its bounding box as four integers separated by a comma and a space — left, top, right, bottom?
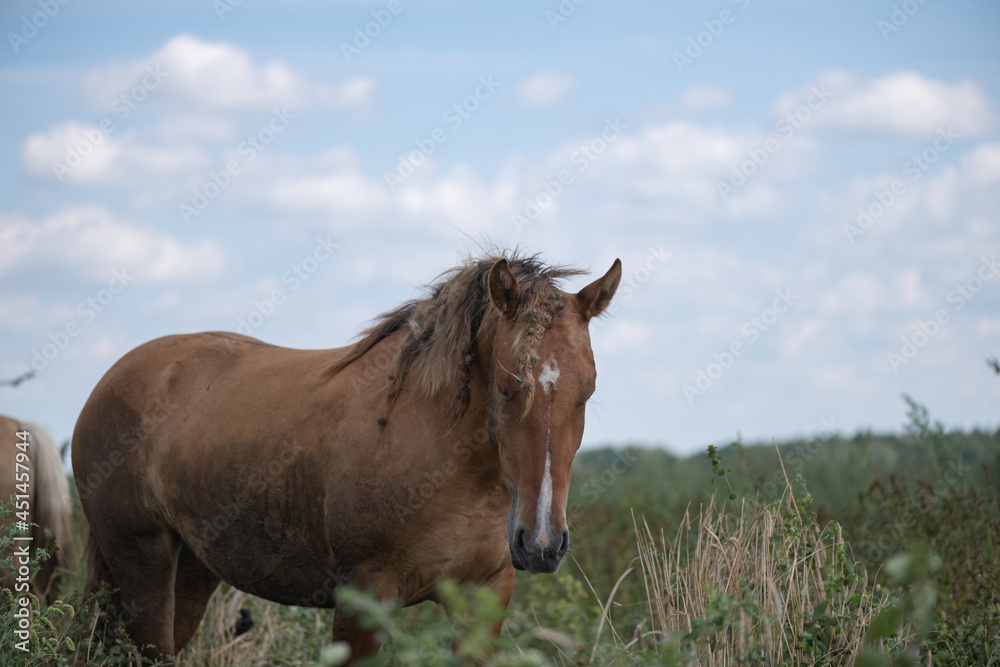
1, 395, 997, 665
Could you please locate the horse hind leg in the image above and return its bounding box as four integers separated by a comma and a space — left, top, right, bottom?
172, 544, 221, 652
90, 527, 181, 661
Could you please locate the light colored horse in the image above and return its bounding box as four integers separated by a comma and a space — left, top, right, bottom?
73, 252, 621, 662
0, 414, 74, 602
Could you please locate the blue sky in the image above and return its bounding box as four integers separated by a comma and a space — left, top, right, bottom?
1, 0, 998, 454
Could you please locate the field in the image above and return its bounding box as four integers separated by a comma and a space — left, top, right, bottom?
2, 395, 998, 665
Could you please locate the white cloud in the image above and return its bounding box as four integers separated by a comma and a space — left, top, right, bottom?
779, 70, 997, 136
249, 114, 792, 239
260, 149, 387, 219
590, 121, 744, 210
784, 318, 822, 356
317, 77, 377, 111
0, 206, 226, 283
679, 85, 733, 112
516, 72, 577, 108
394, 164, 518, 225
270, 172, 386, 215
961, 142, 1000, 184
253, 148, 520, 233
0, 296, 42, 332
22, 122, 209, 185
20, 35, 376, 188
978, 318, 1000, 336
82, 34, 374, 113
154, 115, 239, 143
594, 319, 650, 353
841, 141, 1000, 247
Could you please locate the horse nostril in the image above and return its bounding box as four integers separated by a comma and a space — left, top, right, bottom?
558, 529, 569, 557
516, 526, 528, 553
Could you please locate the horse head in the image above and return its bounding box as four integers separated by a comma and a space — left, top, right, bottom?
485, 258, 621, 573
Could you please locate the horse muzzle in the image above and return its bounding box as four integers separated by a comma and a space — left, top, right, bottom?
510, 524, 569, 573
506, 486, 569, 573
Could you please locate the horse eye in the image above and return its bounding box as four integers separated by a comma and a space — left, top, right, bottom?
498, 388, 512, 400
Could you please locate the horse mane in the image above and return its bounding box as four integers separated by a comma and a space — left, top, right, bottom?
324, 250, 585, 422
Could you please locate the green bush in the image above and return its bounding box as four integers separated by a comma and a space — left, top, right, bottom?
843, 397, 1000, 665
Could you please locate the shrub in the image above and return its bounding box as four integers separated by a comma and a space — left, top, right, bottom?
634, 476, 901, 665
843, 397, 1000, 665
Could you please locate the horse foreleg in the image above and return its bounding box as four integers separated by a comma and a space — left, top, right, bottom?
447, 566, 516, 662
487, 565, 516, 640
331, 604, 382, 663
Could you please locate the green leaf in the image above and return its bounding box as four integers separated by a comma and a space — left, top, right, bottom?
865, 606, 903, 642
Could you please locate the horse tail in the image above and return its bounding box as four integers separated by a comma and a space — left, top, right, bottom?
24, 422, 74, 600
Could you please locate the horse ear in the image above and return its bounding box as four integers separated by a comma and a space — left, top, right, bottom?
577, 258, 622, 320
488, 258, 522, 318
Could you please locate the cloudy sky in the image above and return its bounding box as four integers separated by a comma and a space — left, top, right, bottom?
1, 0, 998, 455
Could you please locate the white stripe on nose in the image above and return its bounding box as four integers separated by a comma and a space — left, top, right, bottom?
534, 354, 559, 549
535, 450, 553, 548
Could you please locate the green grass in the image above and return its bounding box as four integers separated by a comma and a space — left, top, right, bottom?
2, 395, 997, 665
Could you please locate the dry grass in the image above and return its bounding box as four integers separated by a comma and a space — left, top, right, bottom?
634, 485, 897, 666
175, 586, 328, 667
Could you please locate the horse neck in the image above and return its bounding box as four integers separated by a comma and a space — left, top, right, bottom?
351, 328, 504, 486
448, 375, 502, 486
412, 337, 503, 488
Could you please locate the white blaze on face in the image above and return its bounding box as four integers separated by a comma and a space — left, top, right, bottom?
535, 450, 553, 549
538, 355, 560, 398
534, 353, 559, 548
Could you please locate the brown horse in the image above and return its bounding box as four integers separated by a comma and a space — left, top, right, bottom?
1, 414, 74, 603
72, 251, 621, 662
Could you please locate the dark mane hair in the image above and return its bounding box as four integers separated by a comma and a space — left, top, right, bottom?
325, 251, 585, 422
